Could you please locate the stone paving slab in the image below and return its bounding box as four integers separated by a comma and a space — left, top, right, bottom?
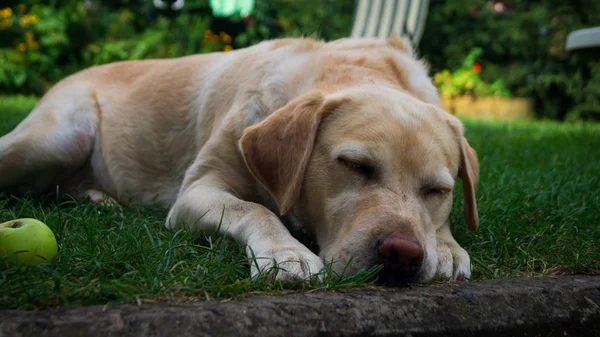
1, 275, 599, 337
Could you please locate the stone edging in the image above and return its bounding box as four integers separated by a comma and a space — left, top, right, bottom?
1, 275, 599, 337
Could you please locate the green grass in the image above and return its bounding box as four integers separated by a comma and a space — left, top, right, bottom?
0, 95, 38, 135
0, 94, 599, 309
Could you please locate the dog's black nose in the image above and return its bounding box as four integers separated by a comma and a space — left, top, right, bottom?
375, 233, 423, 284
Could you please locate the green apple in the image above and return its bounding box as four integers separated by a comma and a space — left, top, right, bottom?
0, 218, 58, 267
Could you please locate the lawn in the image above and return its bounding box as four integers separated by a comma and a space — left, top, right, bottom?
0, 95, 598, 310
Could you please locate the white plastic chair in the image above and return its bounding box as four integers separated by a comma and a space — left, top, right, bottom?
153, 0, 185, 11
566, 27, 600, 52
350, 0, 430, 46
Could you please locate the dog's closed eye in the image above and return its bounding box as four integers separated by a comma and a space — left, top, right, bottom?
422, 186, 452, 198
337, 157, 376, 179
421, 170, 455, 199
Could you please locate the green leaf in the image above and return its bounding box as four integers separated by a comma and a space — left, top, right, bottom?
12, 71, 27, 86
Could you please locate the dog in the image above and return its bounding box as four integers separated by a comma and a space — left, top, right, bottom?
0, 36, 479, 284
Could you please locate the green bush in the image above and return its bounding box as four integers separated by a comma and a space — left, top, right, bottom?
0, 3, 77, 94
0, 0, 223, 95
434, 47, 511, 98
0, 0, 353, 96
232, 0, 353, 47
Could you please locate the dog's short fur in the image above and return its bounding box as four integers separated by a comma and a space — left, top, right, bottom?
0, 37, 479, 283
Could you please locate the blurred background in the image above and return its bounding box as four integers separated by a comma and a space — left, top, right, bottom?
0, 0, 599, 121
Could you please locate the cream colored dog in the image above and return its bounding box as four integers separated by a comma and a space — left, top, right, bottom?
0, 37, 479, 284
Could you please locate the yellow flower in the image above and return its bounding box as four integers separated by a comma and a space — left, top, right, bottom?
20, 14, 37, 27
28, 41, 40, 51
25, 31, 34, 43
223, 45, 233, 52
220, 32, 232, 44
17, 42, 27, 52
17, 4, 26, 13
204, 30, 216, 43
25, 32, 38, 50
0, 8, 12, 18
0, 18, 12, 30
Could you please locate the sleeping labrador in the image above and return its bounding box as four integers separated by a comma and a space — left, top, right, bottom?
0, 36, 478, 284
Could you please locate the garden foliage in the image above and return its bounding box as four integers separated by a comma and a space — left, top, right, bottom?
434, 47, 511, 99
0, 0, 598, 120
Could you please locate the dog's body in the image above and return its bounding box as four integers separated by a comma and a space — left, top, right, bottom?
0, 37, 479, 283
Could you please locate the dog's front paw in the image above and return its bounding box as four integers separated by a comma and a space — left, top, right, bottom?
83, 189, 119, 206
247, 243, 325, 282
436, 239, 471, 281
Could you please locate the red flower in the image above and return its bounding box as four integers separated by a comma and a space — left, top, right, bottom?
473, 63, 482, 74
244, 16, 253, 27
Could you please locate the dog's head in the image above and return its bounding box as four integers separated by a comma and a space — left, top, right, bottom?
239, 85, 478, 283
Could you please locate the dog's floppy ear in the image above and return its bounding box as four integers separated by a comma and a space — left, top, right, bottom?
459, 138, 479, 231
239, 92, 342, 215
448, 119, 480, 231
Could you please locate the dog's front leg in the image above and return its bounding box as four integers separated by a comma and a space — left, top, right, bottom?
165, 178, 325, 281
435, 222, 472, 281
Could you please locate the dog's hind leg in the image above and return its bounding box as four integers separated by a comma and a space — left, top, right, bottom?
0, 85, 99, 196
